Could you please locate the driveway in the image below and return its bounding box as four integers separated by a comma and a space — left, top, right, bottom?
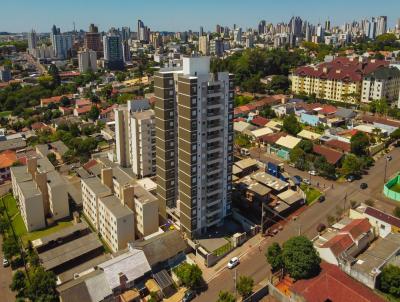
0, 236, 15, 302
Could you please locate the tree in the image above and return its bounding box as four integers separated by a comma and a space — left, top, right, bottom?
0, 215, 10, 234
259, 105, 276, 119
266, 242, 284, 271
174, 262, 203, 289
236, 275, 254, 298
26, 267, 58, 302
59, 96, 70, 107
216, 291, 236, 302
283, 114, 301, 135
297, 140, 313, 153
47, 153, 57, 166
379, 265, 400, 297
87, 105, 100, 121
282, 236, 321, 280
48, 64, 61, 87
393, 206, 400, 219
10, 270, 26, 297
341, 154, 363, 176
2, 236, 20, 260
350, 131, 370, 156
266, 75, 290, 93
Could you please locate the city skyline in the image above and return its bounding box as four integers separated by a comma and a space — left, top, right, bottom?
1, 0, 399, 33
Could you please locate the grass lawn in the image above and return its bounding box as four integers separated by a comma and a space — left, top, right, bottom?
0, 111, 11, 117
2, 194, 19, 217
12, 213, 27, 238
300, 184, 322, 205
389, 183, 400, 193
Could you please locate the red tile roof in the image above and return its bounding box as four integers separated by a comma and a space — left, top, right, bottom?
31, 122, 49, 131
322, 233, 354, 256
364, 207, 400, 228
75, 99, 92, 107
290, 262, 385, 302
324, 139, 351, 153
338, 129, 359, 137
0, 150, 17, 169
259, 132, 287, 144
313, 145, 343, 165
250, 116, 269, 127
294, 57, 389, 83
360, 115, 400, 128
319, 105, 337, 115
340, 218, 371, 240
59, 71, 80, 77
83, 159, 98, 170
41, 94, 73, 106
74, 105, 92, 115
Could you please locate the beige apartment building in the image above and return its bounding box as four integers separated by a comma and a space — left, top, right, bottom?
98, 195, 135, 252
292, 57, 389, 103
10, 157, 68, 232
133, 184, 159, 238
154, 56, 234, 238
361, 66, 400, 103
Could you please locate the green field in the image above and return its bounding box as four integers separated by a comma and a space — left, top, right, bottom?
389, 183, 400, 193
300, 184, 322, 205
3, 194, 19, 217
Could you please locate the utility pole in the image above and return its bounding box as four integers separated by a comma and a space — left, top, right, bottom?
234, 268, 237, 299
343, 192, 347, 215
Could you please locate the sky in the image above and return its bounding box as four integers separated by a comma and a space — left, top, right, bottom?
1, 0, 399, 33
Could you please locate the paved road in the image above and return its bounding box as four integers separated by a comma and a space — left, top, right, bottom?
194, 148, 400, 302
0, 236, 15, 302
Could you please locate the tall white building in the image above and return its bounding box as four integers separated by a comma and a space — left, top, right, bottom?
376, 16, 387, 36
78, 49, 97, 73
51, 33, 73, 60
28, 30, 37, 51
114, 100, 156, 178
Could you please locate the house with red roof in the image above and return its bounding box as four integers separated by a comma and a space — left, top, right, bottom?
40, 94, 74, 107
324, 139, 351, 153
313, 218, 374, 266
0, 150, 18, 180
313, 144, 344, 166
250, 116, 269, 127
289, 262, 385, 302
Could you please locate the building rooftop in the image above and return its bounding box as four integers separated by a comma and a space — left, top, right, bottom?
131, 109, 155, 120
0, 138, 26, 152
251, 171, 289, 192
313, 144, 344, 165
297, 129, 321, 141
46, 170, 65, 188
364, 206, 400, 228
81, 177, 112, 196
134, 184, 158, 205
37, 157, 55, 173
277, 189, 303, 205
19, 180, 41, 199
275, 135, 301, 150
250, 127, 274, 138
98, 248, 151, 290
99, 195, 133, 219
234, 158, 258, 170
39, 233, 103, 271
10, 165, 32, 183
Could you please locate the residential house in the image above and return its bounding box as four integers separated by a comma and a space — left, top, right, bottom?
268, 135, 301, 160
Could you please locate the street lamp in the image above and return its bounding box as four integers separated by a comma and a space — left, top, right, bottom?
384, 156, 392, 183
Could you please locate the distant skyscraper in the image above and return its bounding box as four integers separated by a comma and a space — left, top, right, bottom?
103, 32, 124, 70
122, 40, 131, 63
84, 24, 102, 55
199, 26, 204, 37
289, 16, 303, 37
28, 30, 37, 51
78, 49, 97, 73
216, 24, 221, 34
258, 20, 266, 34
305, 23, 312, 42
199, 35, 209, 55
51, 26, 72, 60
121, 27, 131, 41
325, 19, 331, 31
137, 19, 149, 42
210, 38, 224, 57
369, 18, 377, 39
376, 16, 387, 36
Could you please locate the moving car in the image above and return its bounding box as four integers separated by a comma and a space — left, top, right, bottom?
318, 195, 326, 203
182, 290, 196, 302
240, 148, 250, 156
2, 258, 9, 267
303, 178, 311, 185
360, 183, 368, 189
227, 257, 240, 269
309, 170, 317, 176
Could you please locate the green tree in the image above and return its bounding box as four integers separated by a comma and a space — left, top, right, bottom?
174, 262, 203, 289
341, 154, 363, 176
259, 105, 276, 118
350, 132, 370, 156
216, 291, 236, 302
0, 215, 10, 234
266, 242, 284, 271
2, 236, 20, 260
282, 236, 321, 280
87, 106, 100, 121
283, 114, 301, 135
26, 267, 58, 302
297, 140, 313, 153
393, 206, 400, 219
266, 75, 290, 93
48, 64, 61, 87
59, 96, 70, 107
10, 270, 26, 297
236, 275, 254, 298
379, 265, 400, 297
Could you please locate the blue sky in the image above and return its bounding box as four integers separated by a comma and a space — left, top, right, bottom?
1, 0, 399, 33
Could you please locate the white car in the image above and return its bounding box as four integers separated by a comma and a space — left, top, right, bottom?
227, 257, 240, 269
303, 178, 311, 185
309, 170, 317, 176
2, 258, 9, 267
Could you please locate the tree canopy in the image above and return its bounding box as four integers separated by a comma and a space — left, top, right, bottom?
350, 132, 370, 156
341, 154, 363, 176
216, 291, 236, 302
283, 114, 302, 135
236, 275, 254, 298
379, 265, 400, 298
266, 242, 284, 271
174, 262, 203, 289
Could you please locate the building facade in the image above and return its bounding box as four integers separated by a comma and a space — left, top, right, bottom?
103, 33, 124, 70
361, 67, 400, 103
154, 56, 234, 238
78, 49, 97, 73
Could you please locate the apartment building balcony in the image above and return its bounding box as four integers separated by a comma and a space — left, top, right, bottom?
207, 197, 221, 208
207, 177, 220, 186
206, 167, 220, 176
206, 207, 221, 218
207, 152, 221, 161
207, 130, 221, 141
206, 215, 221, 227
207, 186, 222, 197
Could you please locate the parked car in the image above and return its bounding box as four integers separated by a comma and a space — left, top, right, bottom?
360, 183, 368, 189
387, 155, 392, 161
309, 170, 317, 176
346, 175, 355, 182
227, 257, 240, 269
293, 175, 302, 183
2, 258, 9, 267
303, 178, 311, 185
183, 290, 196, 302
288, 162, 296, 168
318, 195, 326, 203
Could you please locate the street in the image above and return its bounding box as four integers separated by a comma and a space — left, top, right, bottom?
194, 147, 400, 301
0, 236, 15, 302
